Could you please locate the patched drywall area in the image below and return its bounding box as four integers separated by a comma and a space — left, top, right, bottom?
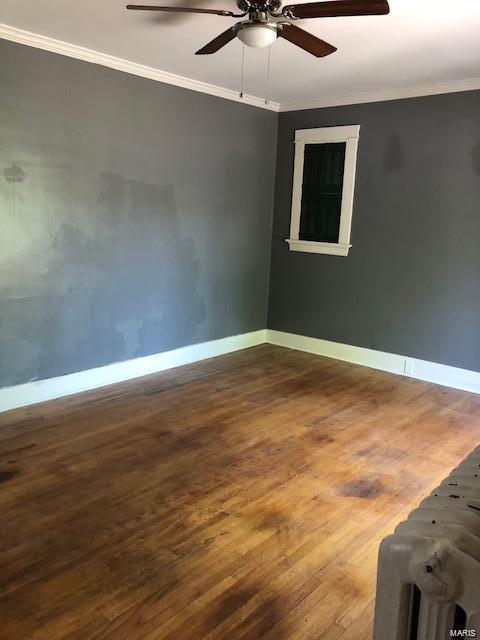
268, 91, 480, 372
0, 39, 277, 388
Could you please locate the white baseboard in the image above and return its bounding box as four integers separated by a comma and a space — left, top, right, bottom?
2, 328, 479, 413
0, 329, 267, 413
266, 330, 480, 395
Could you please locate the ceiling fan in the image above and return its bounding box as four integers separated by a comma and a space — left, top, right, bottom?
126, 0, 390, 57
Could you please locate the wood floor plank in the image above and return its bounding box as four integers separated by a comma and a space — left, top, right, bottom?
0, 344, 479, 639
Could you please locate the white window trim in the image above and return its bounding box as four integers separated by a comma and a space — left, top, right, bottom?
286, 124, 360, 257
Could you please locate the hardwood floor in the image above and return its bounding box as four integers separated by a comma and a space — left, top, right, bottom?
1, 344, 479, 640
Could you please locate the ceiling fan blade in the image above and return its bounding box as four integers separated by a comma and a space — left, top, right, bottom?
126, 4, 239, 16
279, 23, 337, 57
282, 0, 389, 20
195, 27, 237, 54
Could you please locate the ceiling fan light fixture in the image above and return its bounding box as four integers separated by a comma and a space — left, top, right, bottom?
236, 23, 278, 48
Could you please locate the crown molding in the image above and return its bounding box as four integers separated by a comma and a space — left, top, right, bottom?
1, 22, 479, 115
279, 77, 480, 112
0, 22, 280, 113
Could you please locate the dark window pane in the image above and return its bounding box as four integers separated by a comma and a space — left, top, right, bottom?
299, 142, 346, 243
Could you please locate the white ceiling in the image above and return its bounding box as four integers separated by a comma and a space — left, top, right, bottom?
1, 0, 479, 109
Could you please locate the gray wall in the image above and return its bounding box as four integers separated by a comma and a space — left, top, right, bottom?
3, 35, 479, 388
0, 39, 277, 388
268, 91, 480, 372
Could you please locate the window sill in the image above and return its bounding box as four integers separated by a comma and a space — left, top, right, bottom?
286, 239, 351, 256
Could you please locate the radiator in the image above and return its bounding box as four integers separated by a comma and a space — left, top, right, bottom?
373, 445, 480, 640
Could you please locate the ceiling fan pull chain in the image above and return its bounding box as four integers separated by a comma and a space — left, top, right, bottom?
265, 44, 272, 105
239, 42, 245, 99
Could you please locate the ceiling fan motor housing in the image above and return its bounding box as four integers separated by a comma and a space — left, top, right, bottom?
236, 0, 281, 14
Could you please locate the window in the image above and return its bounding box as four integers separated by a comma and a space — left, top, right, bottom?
286, 125, 360, 256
